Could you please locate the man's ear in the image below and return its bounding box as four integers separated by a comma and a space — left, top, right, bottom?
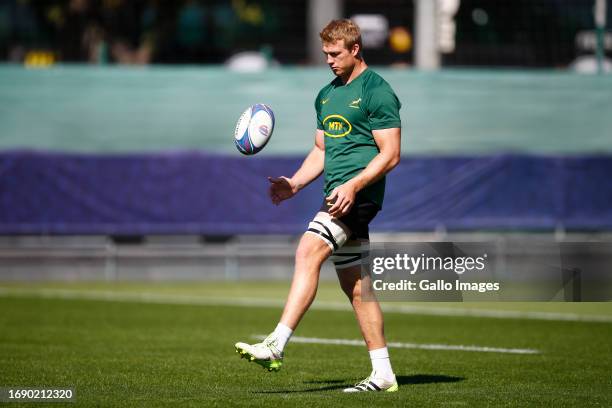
351, 43, 361, 57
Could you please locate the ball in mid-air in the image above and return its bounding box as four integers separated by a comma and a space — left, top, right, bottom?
234, 103, 275, 155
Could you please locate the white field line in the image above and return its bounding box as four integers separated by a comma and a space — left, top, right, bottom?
253, 335, 540, 355
0, 287, 611, 323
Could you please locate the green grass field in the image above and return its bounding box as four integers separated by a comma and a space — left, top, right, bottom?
1, 281, 611, 407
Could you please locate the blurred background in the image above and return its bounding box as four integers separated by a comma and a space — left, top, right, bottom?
0, 0, 611, 285
1, 0, 610, 68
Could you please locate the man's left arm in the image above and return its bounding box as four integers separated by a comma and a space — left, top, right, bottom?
326, 127, 401, 217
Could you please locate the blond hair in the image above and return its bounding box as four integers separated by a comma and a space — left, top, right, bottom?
319, 19, 362, 51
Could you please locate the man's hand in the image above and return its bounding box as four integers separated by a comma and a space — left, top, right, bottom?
268, 176, 298, 205
326, 181, 357, 218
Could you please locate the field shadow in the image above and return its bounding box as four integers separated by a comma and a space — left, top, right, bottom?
253, 374, 464, 394
397, 374, 465, 385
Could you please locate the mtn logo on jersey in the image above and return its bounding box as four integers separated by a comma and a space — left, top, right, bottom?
323, 114, 352, 138
349, 98, 361, 109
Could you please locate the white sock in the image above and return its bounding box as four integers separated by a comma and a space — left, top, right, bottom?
369, 347, 394, 380
271, 323, 293, 352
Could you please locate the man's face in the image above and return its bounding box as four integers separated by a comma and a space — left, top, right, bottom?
322, 40, 359, 77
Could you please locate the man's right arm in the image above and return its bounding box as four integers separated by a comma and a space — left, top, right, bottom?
290, 129, 325, 192
268, 130, 324, 205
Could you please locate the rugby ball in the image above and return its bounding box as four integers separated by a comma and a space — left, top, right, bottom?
234, 103, 275, 155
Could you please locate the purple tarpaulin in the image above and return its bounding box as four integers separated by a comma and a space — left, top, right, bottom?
1, 151, 611, 234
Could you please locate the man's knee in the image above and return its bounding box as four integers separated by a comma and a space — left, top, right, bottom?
295, 233, 332, 267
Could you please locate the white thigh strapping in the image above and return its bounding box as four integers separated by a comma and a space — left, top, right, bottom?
305, 212, 350, 252
330, 240, 370, 270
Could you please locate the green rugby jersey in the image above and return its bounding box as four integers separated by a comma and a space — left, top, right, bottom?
315, 68, 401, 208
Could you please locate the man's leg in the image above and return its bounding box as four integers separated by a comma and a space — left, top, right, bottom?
336, 253, 398, 392
235, 220, 335, 371
336, 263, 386, 350
279, 232, 332, 329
